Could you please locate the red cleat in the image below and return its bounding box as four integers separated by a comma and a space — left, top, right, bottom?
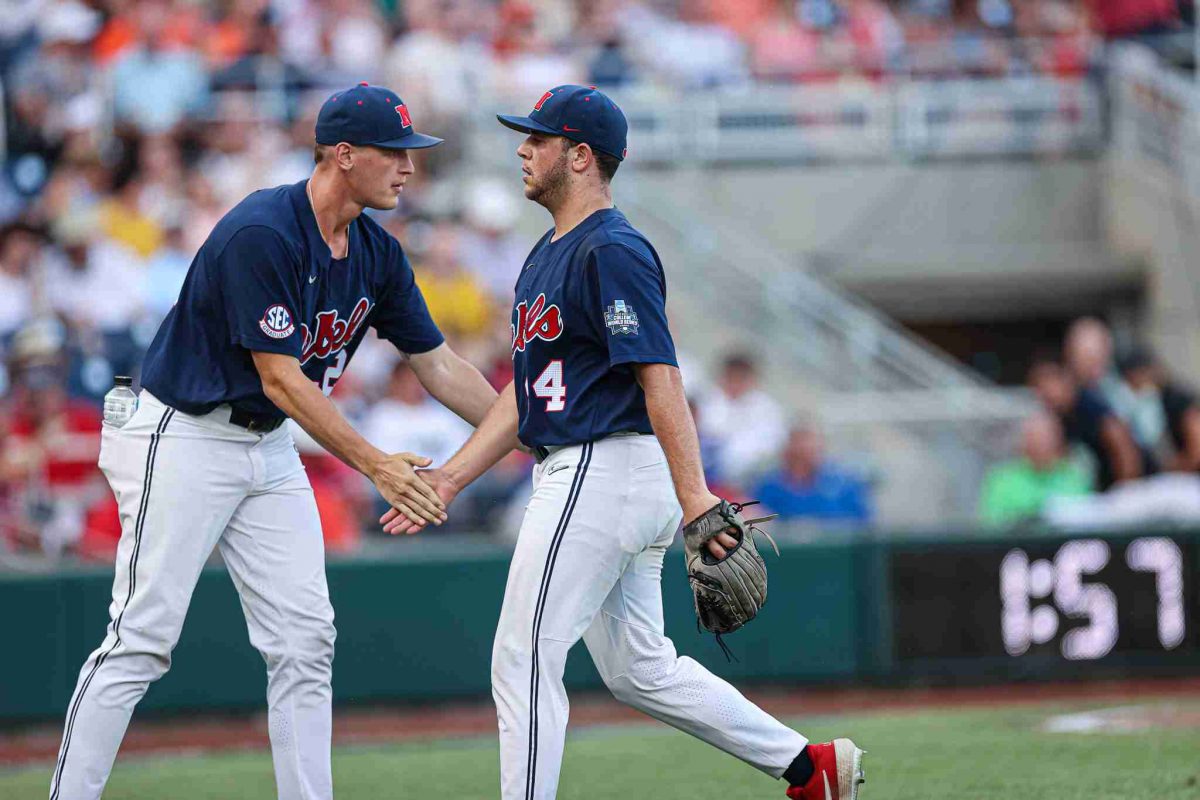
786, 739, 866, 800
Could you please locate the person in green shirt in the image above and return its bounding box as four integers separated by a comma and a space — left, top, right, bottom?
979, 411, 1094, 526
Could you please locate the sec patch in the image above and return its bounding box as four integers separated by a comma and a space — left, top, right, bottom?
260, 304, 296, 339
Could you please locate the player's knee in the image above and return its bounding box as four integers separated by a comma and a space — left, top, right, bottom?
86, 645, 173, 709
490, 632, 531, 691
263, 617, 336, 686
604, 652, 686, 703
600, 671, 638, 705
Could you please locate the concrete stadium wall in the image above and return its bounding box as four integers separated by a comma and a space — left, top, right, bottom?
1105, 155, 1200, 382
618, 158, 1137, 323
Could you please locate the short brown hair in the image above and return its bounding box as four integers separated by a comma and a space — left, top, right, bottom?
595, 151, 620, 183
562, 138, 620, 183
313, 144, 329, 164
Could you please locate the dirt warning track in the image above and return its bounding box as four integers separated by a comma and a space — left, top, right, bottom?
3, 677, 1198, 767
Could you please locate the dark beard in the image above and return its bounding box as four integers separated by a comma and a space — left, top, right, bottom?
528, 151, 570, 210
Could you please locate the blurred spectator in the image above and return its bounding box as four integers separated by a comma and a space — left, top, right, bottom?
751, 425, 872, 525
110, 0, 210, 133
384, 1, 496, 135
696, 352, 786, 484
133, 134, 190, 233
324, 0, 390, 75
98, 176, 164, 259
458, 179, 526, 301
195, 93, 289, 210
142, 224, 192, 323
0, 223, 45, 341
0, 321, 113, 556
748, 2, 827, 82
1064, 317, 1162, 461
413, 221, 494, 339
181, 172, 228, 256
6, 1, 102, 198
1081, 0, 1180, 39
979, 411, 1092, 526
687, 396, 739, 498
626, 1, 748, 87
205, 0, 269, 69
1028, 359, 1143, 490
361, 360, 473, 475
45, 212, 146, 339
359, 360, 475, 526
1119, 347, 1200, 473
845, 0, 906, 75
493, 1, 582, 98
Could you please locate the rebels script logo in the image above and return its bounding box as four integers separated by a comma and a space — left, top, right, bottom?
511, 293, 563, 354
300, 297, 372, 365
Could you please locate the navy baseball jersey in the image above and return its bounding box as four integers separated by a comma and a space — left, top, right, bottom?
511, 208, 676, 447
141, 180, 443, 418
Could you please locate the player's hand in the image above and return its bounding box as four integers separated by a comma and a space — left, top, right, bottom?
704, 531, 741, 560
682, 491, 739, 560
381, 468, 460, 535
370, 452, 447, 526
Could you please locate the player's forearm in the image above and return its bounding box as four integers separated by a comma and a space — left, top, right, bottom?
263, 370, 386, 476
637, 363, 714, 520
408, 343, 498, 427
442, 381, 522, 489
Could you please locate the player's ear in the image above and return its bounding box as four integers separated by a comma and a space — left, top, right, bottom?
570, 142, 593, 175
334, 142, 356, 172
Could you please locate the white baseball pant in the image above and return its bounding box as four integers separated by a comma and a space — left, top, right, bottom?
49, 391, 335, 800
491, 434, 808, 800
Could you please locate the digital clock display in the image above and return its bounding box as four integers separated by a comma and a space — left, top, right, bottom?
890, 536, 1195, 662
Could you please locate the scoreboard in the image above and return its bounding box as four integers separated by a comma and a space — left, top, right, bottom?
888, 534, 1197, 665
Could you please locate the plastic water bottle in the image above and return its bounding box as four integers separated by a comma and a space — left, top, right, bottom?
103, 376, 139, 428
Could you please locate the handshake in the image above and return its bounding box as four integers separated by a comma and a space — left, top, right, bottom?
366, 451, 460, 536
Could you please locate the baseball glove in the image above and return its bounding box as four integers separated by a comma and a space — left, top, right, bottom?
683, 500, 779, 643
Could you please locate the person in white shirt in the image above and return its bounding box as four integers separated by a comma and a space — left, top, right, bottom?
45, 213, 146, 336
695, 352, 787, 485
361, 359, 474, 477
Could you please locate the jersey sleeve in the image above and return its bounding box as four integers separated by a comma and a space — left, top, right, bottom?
371, 245, 445, 355
218, 226, 305, 357
586, 243, 677, 368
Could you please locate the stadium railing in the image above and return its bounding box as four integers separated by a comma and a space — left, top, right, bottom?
468, 75, 1104, 166
1110, 42, 1200, 199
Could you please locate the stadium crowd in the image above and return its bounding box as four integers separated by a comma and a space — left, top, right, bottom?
0, 0, 1194, 558
982, 317, 1200, 528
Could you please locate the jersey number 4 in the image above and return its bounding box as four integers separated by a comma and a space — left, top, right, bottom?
532, 360, 567, 412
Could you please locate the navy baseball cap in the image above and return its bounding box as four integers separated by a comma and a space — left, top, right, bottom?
316, 82, 443, 150
498, 85, 628, 161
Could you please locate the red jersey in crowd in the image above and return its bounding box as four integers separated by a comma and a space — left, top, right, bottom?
1084, 0, 1178, 38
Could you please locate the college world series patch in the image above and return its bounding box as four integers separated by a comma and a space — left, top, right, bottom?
604, 300, 639, 336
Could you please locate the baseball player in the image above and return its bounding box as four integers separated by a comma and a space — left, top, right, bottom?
382, 86, 865, 800
50, 84, 499, 800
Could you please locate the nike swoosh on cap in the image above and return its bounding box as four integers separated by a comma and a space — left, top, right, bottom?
563, 125, 582, 132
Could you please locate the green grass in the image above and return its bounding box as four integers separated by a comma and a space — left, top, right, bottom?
4, 703, 1198, 799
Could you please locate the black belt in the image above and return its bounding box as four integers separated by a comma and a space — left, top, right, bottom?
531, 432, 651, 464
229, 407, 285, 433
